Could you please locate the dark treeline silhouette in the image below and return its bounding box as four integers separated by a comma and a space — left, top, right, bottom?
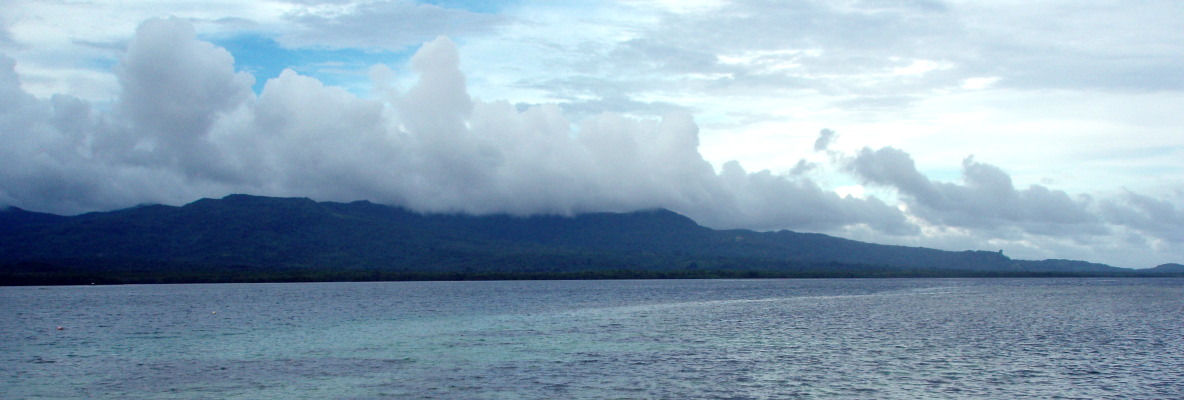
2, 195, 1178, 285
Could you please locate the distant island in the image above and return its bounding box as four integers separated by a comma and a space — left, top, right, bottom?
1, 194, 1180, 285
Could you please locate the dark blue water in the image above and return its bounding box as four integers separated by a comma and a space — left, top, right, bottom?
3, 278, 1182, 399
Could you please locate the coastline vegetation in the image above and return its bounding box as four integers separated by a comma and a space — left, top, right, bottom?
3, 259, 1176, 286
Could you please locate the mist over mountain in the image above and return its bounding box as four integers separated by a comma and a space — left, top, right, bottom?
2, 17, 1181, 269
3, 194, 1170, 285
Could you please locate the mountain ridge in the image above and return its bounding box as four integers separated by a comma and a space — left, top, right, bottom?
1, 194, 1176, 284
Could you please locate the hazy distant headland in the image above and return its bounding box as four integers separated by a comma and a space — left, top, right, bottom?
1, 195, 1179, 285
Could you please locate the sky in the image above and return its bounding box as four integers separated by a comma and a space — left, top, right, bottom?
1, 0, 1182, 268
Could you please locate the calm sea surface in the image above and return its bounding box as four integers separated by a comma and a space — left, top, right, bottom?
2, 278, 1182, 399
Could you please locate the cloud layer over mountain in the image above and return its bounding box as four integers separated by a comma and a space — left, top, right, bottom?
1, 18, 1181, 268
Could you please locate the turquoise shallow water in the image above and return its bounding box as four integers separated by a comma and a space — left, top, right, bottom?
3, 278, 1182, 399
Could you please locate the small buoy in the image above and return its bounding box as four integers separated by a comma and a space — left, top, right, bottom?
56, 326, 64, 331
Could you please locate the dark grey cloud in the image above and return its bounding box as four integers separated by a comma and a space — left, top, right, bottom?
797, 127, 1183, 267
813, 128, 837, 152
788, 159, 817, 176
845, 145, 1105, 235
1101, 191, 1184, 243
0, 53, 186, 213
701, 160, 916, 235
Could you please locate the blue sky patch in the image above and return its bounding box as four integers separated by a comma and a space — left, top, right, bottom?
210, 33, 415, 94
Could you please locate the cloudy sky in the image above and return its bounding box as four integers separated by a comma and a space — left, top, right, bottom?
2, 0, 1182, 268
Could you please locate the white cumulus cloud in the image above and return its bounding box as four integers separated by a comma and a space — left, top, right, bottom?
2, 17, 1181, 269
0, 19, 910, 235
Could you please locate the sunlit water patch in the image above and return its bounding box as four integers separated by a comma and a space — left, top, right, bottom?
3, 278, 1181, 399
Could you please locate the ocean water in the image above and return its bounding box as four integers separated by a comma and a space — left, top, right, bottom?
2, 278, 1182, 399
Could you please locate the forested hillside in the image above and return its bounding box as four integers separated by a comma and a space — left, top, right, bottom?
1, 195, 1167, 284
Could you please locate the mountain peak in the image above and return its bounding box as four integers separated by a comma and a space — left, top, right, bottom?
0, 206, 67, 233
1151, 263, 1184, 272
220, 194, 315, 203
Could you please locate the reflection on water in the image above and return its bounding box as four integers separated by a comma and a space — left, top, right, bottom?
3, 278, 1182, 399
